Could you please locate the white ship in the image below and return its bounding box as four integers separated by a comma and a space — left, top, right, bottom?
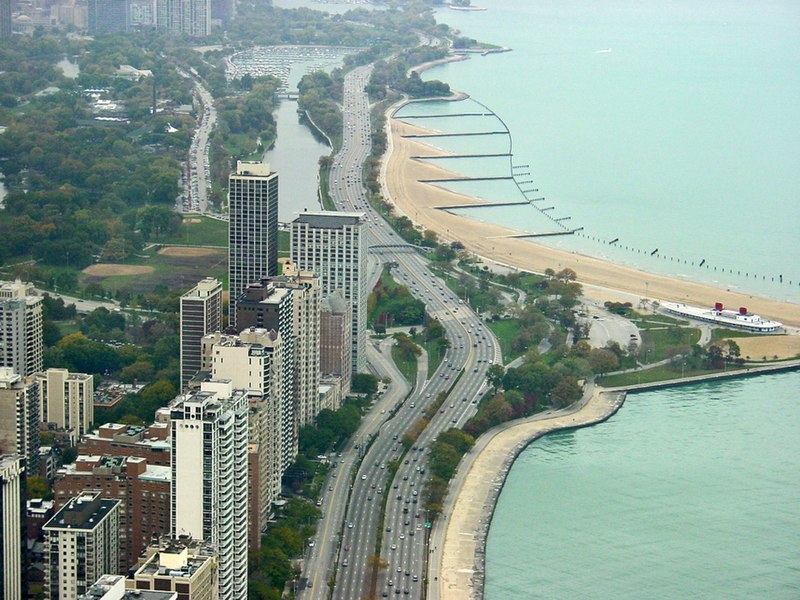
662, 301, 783, 333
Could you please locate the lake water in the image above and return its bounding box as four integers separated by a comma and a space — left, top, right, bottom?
416, 0, 800, 303
485, 371, 800, 599
417, 3, 800, 598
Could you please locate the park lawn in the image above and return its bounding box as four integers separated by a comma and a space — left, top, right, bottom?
598, 363, 743, 387
710, 327, 757, 343
278, 230, 290, 257
417, 337, 444, 378
638, 326, 701, 363
391, 345, 419, 385
80, 247, 227, 296
487, 318, 524, 364
55, 320, 81, 337
154, 215, 229, 247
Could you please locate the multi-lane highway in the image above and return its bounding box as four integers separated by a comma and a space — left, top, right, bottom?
296, 63, 502, 600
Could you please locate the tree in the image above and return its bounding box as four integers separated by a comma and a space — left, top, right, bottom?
587, 348, 619, 375
351, 373, 378, 395
487, 364, 505, 390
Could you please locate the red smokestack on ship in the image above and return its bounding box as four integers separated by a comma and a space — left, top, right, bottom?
739, 307, 747, 315
715, 302, 723, 311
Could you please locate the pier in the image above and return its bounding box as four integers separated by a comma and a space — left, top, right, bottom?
420, 176, 512, 183
398, 112, 493, 119
504, 230, 577, 238
411, 153, 511, 160
403, 131, 508, 138
433, 200, 531, 210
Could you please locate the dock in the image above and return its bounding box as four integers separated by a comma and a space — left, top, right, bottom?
420, 176, 512, 184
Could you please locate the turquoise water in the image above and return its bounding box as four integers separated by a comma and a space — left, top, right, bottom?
485, 371, 800, 599
421, 0, 800, 302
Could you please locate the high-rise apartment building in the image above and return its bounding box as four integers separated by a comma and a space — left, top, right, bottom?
228, 161, 279, 327
234, 282, 295, 467
180, 278, 222, 390
0, 280, 43, 377
0, 368, 39, 471
0, 0, 12, 38
228, 160, 278, 325
131, 537, 218, 600
0, 455, 24, 600
201, 328, 284, 547
153, 0, 209, 36
43, 492, 120, 600
87, 0, 130, 33
171, 381, 248, 600
36, 369, 94, 440
290, 211, 367, 373
54, 455, 170, 572
269, 261, 321, 428
320, 290, 352, 397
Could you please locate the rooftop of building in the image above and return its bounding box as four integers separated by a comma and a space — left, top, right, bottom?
292, 210, 364, 227
136, 537, 216, 580
233, 159, 274, 178
27, 498, 55, 514
44, 491, 118, 531
0, 454, 23, 475
79, 574, 176, 600
321, 290, 349, 313
181, 277, 221, 299
34, 368, 93, 381
0, 279, 37, 299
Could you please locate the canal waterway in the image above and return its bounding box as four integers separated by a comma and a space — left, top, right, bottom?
417, 0, 800, 303
484, 370, 800, 599
266, 99, 330, 222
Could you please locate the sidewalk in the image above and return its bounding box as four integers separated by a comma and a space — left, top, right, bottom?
428, 384, 626, 600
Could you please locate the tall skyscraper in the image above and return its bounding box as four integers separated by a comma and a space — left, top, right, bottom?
180, 278, 222, 390
43, 492, 120, 600
0, 455, 24, 600
202, 328, 284, 547
36, 369, 94, 440
0, 280, 43, 377
171, 380, 248, 600
228, 161, 279, 327
270, 261, 321, 428
320, 290, 352, 397
234, 282, 295, 467
87, 0, 130, 33
0, 368, 40, 471
0, 0, 12, 38
291, 211, 367, 373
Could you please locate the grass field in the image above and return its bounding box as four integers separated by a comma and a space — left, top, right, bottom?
80, 246, 227, 295
155, 216, 229, 247
391, 345, 419, 385
487, 318, 524, 364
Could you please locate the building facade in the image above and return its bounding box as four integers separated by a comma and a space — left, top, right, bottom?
180, 278, 222, 390
319, 290, 352, 397
0, 368, 39, 471
54, 455, 170, 572
290, 211, 367, 373
171, 381, 248, 600
228, 161, 279, 327
0, 280, 43, 377
36, 369, 94, 440
269, 262, 321, 428
201, 328, 284, 546
43, 492, 120, 600
87, 0, 130, 33
0, 455, 24, 600
234, 282, 295, 467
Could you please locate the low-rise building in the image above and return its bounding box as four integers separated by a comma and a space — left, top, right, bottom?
79, 574, 175, 600
130, 538, 218, 600
79, 423, 170, 466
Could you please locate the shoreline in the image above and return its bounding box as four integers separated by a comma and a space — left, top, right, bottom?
427, 362, 800, 600
380, 106, 800, 328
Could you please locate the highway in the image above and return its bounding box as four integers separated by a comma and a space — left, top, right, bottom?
297, 64, 501, 600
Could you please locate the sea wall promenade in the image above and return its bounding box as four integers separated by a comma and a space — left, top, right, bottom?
428, 360, 800, 600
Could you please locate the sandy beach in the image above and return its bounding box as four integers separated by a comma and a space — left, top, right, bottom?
381, 115, 800, 328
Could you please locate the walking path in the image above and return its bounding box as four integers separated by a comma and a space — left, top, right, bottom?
428, 383, 625, 600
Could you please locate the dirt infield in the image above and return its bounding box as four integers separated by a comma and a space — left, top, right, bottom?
182, 218, 202, 223
83, 264, 155, 277
157, 246, 225, 257
728, 336, 800, 361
